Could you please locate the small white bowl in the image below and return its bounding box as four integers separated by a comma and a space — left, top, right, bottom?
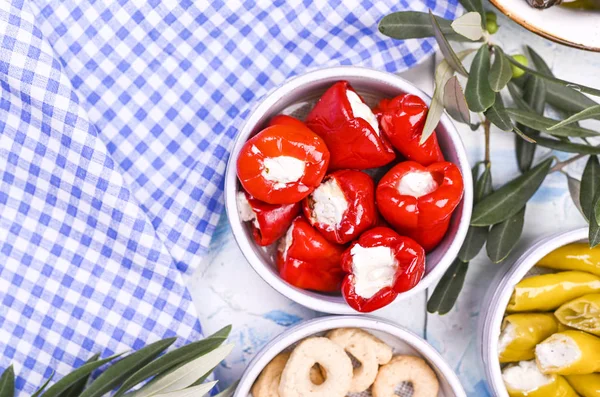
234, 316, 466, 397
478, 227, 588, 397
225, 66, 473, 314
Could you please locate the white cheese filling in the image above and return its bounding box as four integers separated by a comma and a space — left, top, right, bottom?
351, 244, 397, 299
261, 156, 305, 189
346, 90, 379, 135
498, 322, 517, 357
279, 224, 295, 261
502, 360, 553, 392
309, 178, 348, 229
535, 334, 581, 371
236, 192, 259, 228
398, 171, 438, 198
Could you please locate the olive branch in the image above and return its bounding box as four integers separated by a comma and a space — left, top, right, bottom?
0, 326, 236, 397
379, 3, 600, 314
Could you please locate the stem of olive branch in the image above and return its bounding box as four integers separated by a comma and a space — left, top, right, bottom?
483, 118, 491, 163
550, 153, 588, 173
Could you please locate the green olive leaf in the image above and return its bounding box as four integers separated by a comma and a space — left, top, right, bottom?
504, 108, 599, 138
515, 135, 537, 172
378, 12, 465, 40
422, 50, 474, 145
470, 161, 485, 180
458, 226, 488, 262
507, 82, 534, 112
31, 372, 54, 397
547, 83, 600, 115
427, 259, 469, 315
590, 188, 600, 248
581, 156, 600, 222
546, 81, 600, 116
443, 76, 470, 124
0, 366, 14, 397
526, 46, 600, 115
450, 12, 484, 41
486, 207, 526, 263
533, 136, 600, 154
515, 74, 545, 169
62, 354, 101, 397
435, 49, 475, 88
80, 338, 177, 397
429, 10, 468, 76
474, 163, 493, 201
489, 46, 512, 92
126, 344, 233, 397
471, 157, 553, 226
567, 175, 586, 219
485, 94, 513, 131
458, 0, 486, 27
524, 76, 546, 114
114, 325, 231, 397
152, 381, 218, 397
548, 105, 600, 130
421, 90, 445, 146
504, 53, 600, 97
43, 354, 123, 397
526, 46, 552, 74
595, 193, 600, 226
508, 81, 539, 170
465, 45, 495, 112
458, 164, 492, 262
512, 125, 536, 143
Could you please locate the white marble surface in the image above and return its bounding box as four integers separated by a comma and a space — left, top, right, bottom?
189, 11, 600, 397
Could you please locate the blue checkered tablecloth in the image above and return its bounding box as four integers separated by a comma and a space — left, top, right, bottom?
0, 0, 461, 394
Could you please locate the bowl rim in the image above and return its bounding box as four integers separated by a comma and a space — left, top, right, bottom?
233, 315, 467, 397
489, 0, 600, 53
480, 227, 589, 397
225, 65, 473, 315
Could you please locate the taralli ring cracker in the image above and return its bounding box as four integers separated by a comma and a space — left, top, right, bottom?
326, 328, 393, 392
372, 355, 440, 397
278, 337, 353, 397
251, 352, 290, 397
252, 352, 324, 397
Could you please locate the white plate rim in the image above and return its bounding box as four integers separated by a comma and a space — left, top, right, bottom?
490, 0, 600, 52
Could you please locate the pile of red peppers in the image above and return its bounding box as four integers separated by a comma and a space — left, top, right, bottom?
236, 81, 464, 313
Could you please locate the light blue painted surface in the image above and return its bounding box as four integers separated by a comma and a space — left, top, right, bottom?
190, 13, 600, 396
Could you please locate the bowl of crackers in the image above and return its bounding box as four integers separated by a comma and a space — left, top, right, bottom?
234, 316, 466, 397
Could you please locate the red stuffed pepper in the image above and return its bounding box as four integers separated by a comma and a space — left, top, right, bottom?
277, 216, 345, 292
302, 170, 376, 244
237, 123, 329, 204
305, 81, 395, 170
268, 114, 309, 130
237, 190, 300, 246
376, 161, 464, 251
374, 94, 444, 166
341, 227, 425, 313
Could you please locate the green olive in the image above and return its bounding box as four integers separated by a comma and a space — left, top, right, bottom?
486, 20, 499, 34
511, 55, 529, 78
485, 11, 497, 22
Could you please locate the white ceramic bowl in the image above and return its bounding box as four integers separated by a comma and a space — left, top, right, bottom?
478, 227, 588, 397
234, 316, 466, 397
225, 66, 473, 314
